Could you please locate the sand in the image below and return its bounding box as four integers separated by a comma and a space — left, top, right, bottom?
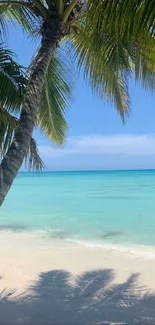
0, 230, 155, 324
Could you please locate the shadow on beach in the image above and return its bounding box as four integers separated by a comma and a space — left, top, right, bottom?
0, 269, 155, 324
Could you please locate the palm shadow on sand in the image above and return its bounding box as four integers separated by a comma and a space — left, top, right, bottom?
0, 269, 155, 324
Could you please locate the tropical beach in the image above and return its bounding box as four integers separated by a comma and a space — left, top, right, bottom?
1, 171, 155, 323
0, 0, 155, 324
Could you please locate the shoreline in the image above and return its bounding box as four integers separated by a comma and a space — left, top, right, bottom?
68, 238, 155, 259
1, 228, 155, 258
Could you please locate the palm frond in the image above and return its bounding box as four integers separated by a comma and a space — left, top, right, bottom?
0, 107, 17, 156
0, 108, 43, 171
0, 1, 41, 36
25, 137, 44, 171
85, 0, 155, 40
0, 44, 26, 112
70, 0, 155, 118
133, 43, 155, 92
0, 4, 8, 38
70, 29, 131, 119
89, 67, 130, 120
38, 47, 73, 145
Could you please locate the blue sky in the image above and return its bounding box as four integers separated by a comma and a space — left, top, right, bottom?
7, 25, 155, 170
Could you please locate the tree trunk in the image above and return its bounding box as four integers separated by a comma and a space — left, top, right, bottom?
0, 18, 68, 206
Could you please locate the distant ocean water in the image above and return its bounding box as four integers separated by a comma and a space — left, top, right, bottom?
1, 170, 155, 249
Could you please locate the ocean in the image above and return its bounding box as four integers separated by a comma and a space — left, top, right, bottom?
1, 170, 155, 249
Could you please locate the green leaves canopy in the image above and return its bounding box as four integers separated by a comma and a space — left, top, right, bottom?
0, 44, 73, 170
69, 0, 155, 119
0, 44, 25, 158
38, 48, 73, 145
0, 0, 154, 118
0, 45, 26, 111
0, 0, 155, 166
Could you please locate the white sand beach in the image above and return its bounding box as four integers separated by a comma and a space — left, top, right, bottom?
1, 231, 155, 324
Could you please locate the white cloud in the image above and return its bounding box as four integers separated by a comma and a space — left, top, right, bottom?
39, 146, 64, 158
39, 134, 155, 159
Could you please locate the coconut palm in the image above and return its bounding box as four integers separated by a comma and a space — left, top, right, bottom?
0, 0, 154, 205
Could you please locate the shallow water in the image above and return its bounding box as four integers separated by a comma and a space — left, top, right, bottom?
1, 170, 155, 248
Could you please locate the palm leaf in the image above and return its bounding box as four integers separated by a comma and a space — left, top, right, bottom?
0, 107, 17, 155
70, 29, 131, 119
85, 0, 155, 40
38, 47, 73, 145
0, 1, 42, 36
0, 108, 43, 171
25, 137, 44, 171
133, 43, 155, 92
0, 44, 26, 112
70, 0, 155, 118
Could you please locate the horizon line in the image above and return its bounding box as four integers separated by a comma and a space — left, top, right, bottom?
19, 168, 155, 173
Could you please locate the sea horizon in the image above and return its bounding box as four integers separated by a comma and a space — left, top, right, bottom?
19, 168, 155, 173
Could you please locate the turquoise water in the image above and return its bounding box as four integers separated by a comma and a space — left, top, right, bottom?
1, 170, 155, 247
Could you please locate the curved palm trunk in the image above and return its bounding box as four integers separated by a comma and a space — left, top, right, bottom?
0, 18, 67, 206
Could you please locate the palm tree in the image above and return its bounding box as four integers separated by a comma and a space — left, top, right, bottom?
0, 0, 154, 205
